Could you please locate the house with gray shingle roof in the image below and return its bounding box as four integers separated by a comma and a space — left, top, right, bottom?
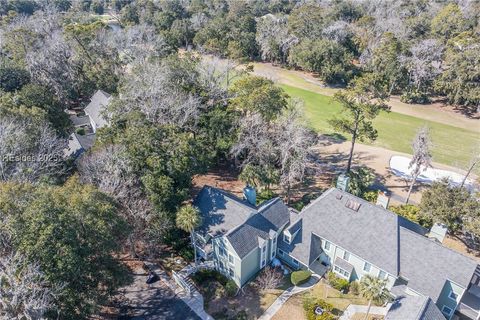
194, 186, 480, 319
193, 185, 290, 287
276, 188, 480, 320
84, 90, 111, 133
64, 90, 111, 158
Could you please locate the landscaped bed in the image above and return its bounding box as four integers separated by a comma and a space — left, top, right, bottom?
191, 269, 290, 320
273, 279, 373, 320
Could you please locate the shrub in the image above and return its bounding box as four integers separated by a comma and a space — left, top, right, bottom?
257, 189, 278, 204
76, 127, 86, 135
349, 280, 360, 295
390, 204, 432, 228
327, 271, 350, 292
179, 247, 194, 261
303, 295, 335, 320
362, 190, 378, 203
401, 89, 430, 104
225, 279, 238, 297
291, 270, 312, 286
191, 269, 228, 286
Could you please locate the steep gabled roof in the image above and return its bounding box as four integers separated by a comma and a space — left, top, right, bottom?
279, 188, 478, 302
194, 186, 255, 238
226, 198, 290, 258
84, 90, 111, 129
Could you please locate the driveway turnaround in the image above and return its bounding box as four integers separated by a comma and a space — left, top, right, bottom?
128, 284, 201, 320
117, 263, 201, 320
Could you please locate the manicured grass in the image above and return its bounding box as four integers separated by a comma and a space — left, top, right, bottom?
280, 84, 479, 170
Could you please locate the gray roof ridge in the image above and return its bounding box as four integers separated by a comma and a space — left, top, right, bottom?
400, 223, 479, 265
257, 197, 282, 213
300, 187, 336, 213
201, 185, 257, 210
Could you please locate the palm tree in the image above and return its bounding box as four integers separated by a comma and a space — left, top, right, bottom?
359, 275, 391, 320
176, 204, 202, 267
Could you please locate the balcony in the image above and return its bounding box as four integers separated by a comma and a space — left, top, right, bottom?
457, 290, 480, 320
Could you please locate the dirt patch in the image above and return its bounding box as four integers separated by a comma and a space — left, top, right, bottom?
443, 235, 480, 262
313, 136, 475, 205
271, 294, 304, 320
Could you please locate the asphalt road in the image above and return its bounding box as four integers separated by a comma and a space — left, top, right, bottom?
127, 285, 201, 320
117, 265, 201, 320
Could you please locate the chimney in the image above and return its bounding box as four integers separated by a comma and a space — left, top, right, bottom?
376, 191, 390, 209
243, 185, 256, 206
428, 223, 448, 243
336, 173, 350, 192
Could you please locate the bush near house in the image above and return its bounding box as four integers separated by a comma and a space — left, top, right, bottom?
327, 271, 349, 292
349, 280, 360, 295
191, 269, 229, 286
225, 279, 238, 296
291, 270, 312, 286
303, 295, 335, 320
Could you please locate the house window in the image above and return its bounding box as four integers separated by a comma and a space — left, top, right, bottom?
448, 290, 458, 301
278, 249, 284, 256
343, 251, 350, 261
441, 306, 453, 317
219, 247, 226, 257
261, 259, 266, 267
262, 246, 266, 253
334, 265, 350, 279
292, 258, 299, 267
271, 248, 275, 259
219, 261, 225, 270
229, 268, 234, 277
283, 234, 291, 244
378, 270, 387, 280
273, 237, 277, 244
228, 254, 234, 264
363, 262, 371, 272
324, 241, 331, 251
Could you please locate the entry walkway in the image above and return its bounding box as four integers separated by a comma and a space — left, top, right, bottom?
258, 274, 321, 320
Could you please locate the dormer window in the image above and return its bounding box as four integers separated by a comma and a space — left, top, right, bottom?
283, 233, 291, 244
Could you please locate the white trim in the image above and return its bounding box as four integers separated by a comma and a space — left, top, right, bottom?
343, 251, 351, 261
334, 265, 350, 279
378, 270, 387, 280
283, 233, 291, 244
312, 232, 392, 280
363, 262, 371, 272
324, 240, 331, 251
448, 290, 458, 302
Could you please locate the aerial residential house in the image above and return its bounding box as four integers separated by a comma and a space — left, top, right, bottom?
64, 90, 111, 158
277, 188, 480, 319
84, 90, 111, 133
193, 185, 291, 287
194, 186, 480, 320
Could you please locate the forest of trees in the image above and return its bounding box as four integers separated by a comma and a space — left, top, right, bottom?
0, 0, 479, 319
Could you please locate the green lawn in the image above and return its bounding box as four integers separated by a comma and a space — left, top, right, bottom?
280, 84, 479, 170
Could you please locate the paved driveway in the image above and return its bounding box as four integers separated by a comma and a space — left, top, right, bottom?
118, 264, 201, 320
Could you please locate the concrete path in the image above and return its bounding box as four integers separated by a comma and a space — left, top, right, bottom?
258, 274, 321, 320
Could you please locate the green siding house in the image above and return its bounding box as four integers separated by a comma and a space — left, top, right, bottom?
194, 186, 480, 320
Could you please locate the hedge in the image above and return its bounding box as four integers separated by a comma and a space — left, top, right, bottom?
291, 270, 312, 286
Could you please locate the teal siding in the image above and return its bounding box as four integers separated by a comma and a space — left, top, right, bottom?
436, 280, 465, 319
